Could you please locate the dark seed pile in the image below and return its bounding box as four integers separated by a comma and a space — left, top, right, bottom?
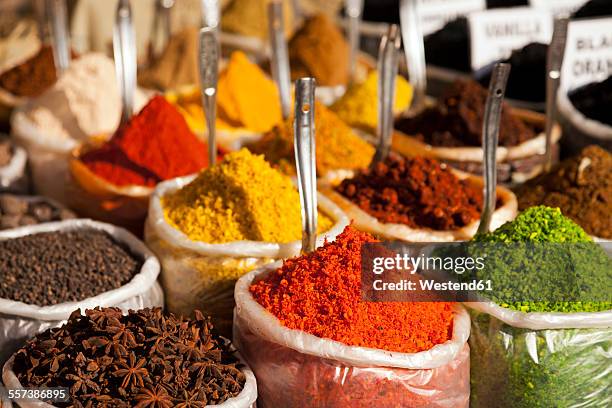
13, 307, 246, 407
0, 194, 75, 230
0, 229, 141, 305
569, 76, 612, 127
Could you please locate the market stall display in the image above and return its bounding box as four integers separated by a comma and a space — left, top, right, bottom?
2, 307, 257, 408
235, 225, 471, 407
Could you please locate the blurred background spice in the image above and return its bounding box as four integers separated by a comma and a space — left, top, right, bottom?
0, 229, 141, 306
0, 46, 60, 97
221, 0, 294, 40
0, 135, 11, 166
0, 194, 75, 230
568, 76, 612, 127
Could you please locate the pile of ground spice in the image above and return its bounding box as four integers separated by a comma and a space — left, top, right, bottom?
515, 145, 612, 238
0, 136, 11, 167
289, 13, 349, 86
0, 46, 59, 97
395, 80, 536, 147
247, 102, 374, 175
568, 76, 612, 127
163, 149, 332, 243
336, 156, 484, 230
331, 70, 413, 131
217, 51, 282, 132
221, 0, 294, 39
81, 95, 210, 187
250, 225, 454, 353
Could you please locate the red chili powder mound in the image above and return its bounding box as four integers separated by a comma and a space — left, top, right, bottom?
336, 156, 483, 230
81, 95, 210, 187
250, 226, 454, 353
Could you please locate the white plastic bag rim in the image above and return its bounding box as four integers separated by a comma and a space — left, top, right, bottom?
557, 88, 612, 140
234, 260, 471, 370
0, 144, 26, 186
148, 174, 350, 258
2, 351, 257, 408
465, 301, 612, 330
11, 108, 79, 154
0, 219, 161, 321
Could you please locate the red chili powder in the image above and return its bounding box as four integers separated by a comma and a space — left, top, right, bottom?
81, 95, 210, 187
336, 156, 483, 230
250, 225, 454, 353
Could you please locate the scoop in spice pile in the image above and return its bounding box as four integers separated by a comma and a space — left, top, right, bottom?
10, 307, 246, 406
335, 155, 485, 231
247, 102, 374, 175
0, 229, 141, 306
0, 194, 74, 230
250, 225, 454, 353
80, 95, 214, 187
515, 145, 612, 239
162, 148, 333, 243
395, 79, 536, 147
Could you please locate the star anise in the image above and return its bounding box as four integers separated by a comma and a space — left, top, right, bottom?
174, 390, 207, 408
107, 323, 138, 348
65, 371, 101, 394
112, 352, 148, 389
134, 385, 174, 408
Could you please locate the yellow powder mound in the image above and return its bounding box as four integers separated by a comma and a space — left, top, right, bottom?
221, 0, 294, 39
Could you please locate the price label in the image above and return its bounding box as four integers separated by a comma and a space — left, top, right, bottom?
529, 0, 588, 17
469, 7, 553, 70
561, 17, 612, 90
419, 0, 485, 36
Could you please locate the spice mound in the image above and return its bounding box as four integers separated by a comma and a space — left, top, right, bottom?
221, 0, 294, 39
0, 194, 74, 230
0, 229, 141, 306
289, 13, 349, 86
0, 136, 12, 167
470, 206, 611, 313
395, 79, 536, 147
250, 225, 454, 353
568, 75, 612, 127
80, 95, 210, 187
336, 156, 484, 230
0, 45, 58, 97
247, 102, 374, 175
424, 17, 470, 73
515, 145, 612, 239
163, 149, 332, 243
331, 70, 413, 131
12, 307, 245, 407
139, 27, 199, 91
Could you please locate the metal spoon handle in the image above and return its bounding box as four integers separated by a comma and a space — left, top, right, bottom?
399, 0, 426, 114
371, 24, 400, 166
544, 18, 568, 172
477, 63, 510, 235
346, 0, 364, 82
268, 1, 291, 119
113, 0, 137, 125
199, 27, 219, 165
201, 0, 220, 29
48, 0, 70, 75
294, 78, 317, 254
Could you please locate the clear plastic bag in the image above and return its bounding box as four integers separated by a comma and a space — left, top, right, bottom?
467, 302, 612, 408
0, 142, 28, 194
0, 219, 164, 364
233, 262, 471, 408
145, 175, 349, 337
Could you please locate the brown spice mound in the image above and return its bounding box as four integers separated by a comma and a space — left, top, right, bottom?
336, 156, 483, 230
289, 13, 349, 86
395, 79, 535, 147
0, 46, 58, 97
0, 137, 12, 167
515, 145, 612, 238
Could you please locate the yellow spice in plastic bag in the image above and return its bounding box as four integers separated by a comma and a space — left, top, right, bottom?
162, 149, 332, 243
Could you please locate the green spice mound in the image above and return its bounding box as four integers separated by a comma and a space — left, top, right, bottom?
470, 206, 611, 313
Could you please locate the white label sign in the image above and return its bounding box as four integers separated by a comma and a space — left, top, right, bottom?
529, 0, 588, 17
469, 7, 553, 70
561, 17, 612, 90
419, 0, 486, 36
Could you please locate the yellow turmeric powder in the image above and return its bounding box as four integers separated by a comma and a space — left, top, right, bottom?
331, 71, 413, 132
162, 149, 332, 243
247, 102, 375, 175
221, 0, 294, 40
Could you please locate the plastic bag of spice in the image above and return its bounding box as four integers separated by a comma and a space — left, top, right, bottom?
145, 174, 349, 337
0, 219, 163, 364
467, 301, 612, 408
321, 167, 517, 242
0, 138, 28, 194
233, 261, 471, 408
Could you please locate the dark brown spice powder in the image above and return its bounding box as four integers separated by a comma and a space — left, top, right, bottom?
0, 46, 59, 97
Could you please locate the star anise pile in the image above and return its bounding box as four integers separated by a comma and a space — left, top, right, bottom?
12, 307, 245, 407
